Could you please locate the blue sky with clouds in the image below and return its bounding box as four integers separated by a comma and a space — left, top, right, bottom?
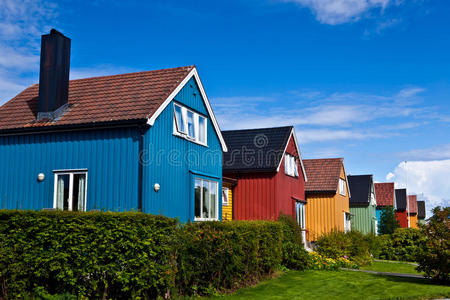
0, 0, 449, 214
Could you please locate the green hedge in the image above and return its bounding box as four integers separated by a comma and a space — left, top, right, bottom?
0, 210, 178, 299
0, 210, 308, 298
377, 228, 426, 262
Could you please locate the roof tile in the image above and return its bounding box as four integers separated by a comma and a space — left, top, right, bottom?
303, 158, 343, 193
374, 182, 395, 207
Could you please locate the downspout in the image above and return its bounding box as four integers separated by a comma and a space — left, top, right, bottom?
138, 125, 146, 212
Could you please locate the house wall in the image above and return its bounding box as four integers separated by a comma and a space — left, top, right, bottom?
305, 165, 349, 241
142, 77, 223, 223
396, 210, 409, 228
350, 204, 377, 235
409, 214, 418, 228
229, 172, 277, 220
222, 187, 232, 221
275, 135, 306, 217
0, 127, 140, 211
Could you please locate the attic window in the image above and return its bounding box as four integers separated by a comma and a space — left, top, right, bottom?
284, 154, 298, 177
339, 178, 346, 196
173, 103, 207, 145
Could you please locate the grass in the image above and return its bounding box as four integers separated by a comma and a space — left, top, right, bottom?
214, 270, 450, 300
360, 261, 423, 275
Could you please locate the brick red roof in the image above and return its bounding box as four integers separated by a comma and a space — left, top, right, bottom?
303, 158, 343, 193
0, 66, 194, 131
374, 182, 395, 207
408, 195, 418, 214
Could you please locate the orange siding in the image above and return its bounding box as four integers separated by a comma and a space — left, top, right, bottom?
409, 214, 418, 228
222, 188, 233, 221
305, 165, 350, 241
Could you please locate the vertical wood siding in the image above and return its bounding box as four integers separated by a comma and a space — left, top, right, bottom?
222, 188, 232, 221
305, 165, 350, 241
396, 210, 409, 228
0, 127, 140, 211
142, 77, 223, 223
350, 204, 377, 234
409, 214, 418, 228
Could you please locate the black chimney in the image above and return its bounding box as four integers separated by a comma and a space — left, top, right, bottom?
38, 29, 71, 120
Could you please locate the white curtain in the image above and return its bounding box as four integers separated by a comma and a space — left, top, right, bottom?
78, 175, 85, 211
56, 176, 64, 209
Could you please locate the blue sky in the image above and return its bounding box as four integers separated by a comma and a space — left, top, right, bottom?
0, 0, 449, 213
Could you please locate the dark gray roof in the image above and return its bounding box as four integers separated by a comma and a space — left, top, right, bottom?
395, 189, 408, 211
348, 175, 373, 206
222, 126, 293, 173
417, 201, 426, 219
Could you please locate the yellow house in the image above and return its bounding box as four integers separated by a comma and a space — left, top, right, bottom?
303, 158, 351, 242
222, 177, 236, 221
408, 195, 419, 228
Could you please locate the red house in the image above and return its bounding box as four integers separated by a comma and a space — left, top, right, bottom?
222, 126, 307, 224
395, 188, 409, 228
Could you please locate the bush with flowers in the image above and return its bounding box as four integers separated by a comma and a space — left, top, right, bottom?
308, 252, 359, 270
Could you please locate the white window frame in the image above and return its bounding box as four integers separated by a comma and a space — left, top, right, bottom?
339, 178, 346, 196
53, 169, 88, 211
194, 178, 219, 221
284, 154, 298, 177
222, 187, 229, 206
173, 103, 208, 146
344, 212, 352, 233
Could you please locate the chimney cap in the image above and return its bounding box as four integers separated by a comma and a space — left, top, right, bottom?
49, 28, 67, 37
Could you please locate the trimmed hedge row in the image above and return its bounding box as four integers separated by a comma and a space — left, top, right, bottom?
0, 210, 308, 298
0, 211, 178, 299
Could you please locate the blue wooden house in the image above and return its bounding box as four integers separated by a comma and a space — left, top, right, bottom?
0, 30, 227, 222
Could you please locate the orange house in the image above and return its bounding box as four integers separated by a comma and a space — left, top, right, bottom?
303, 158, 351, 242
408, 195, 418, 228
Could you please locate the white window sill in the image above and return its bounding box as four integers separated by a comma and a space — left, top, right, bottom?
173, 131, 208, 147
194, 218, 219, 222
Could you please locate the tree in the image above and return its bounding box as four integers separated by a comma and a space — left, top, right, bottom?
379, 206, 400, 235
416, 206, 450, 282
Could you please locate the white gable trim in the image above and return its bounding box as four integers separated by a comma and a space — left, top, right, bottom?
276, 128, 307, 182
147, 67, 228, 152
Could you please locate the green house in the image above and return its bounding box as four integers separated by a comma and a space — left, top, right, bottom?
348, 175, 377, 235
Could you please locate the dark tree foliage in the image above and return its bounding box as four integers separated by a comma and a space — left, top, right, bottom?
416, 206, 450, 282
379, 206, 400, 235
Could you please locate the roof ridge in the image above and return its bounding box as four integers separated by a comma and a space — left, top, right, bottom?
303, 157, 343, 161
67, 65, 195, 83
222, 125, 293, 133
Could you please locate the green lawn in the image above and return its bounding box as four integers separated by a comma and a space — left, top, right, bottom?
360, 261, 422, 275
214, 270, 450, 300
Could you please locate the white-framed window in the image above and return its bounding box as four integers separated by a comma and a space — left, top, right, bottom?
222, 187, 229, 206
53, 170, 87, 211
173, 103, 207, 145
295, 202, 306, 244
344, 212, 352, 233
194, 178, 218, 221
339, 178, 346, 196
284, 154, 299, 177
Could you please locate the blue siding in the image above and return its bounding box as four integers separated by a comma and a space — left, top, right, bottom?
142, 77, 223, 222
0, 127, 140, 211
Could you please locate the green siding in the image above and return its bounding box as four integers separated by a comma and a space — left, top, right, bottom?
350, 204, 377, 235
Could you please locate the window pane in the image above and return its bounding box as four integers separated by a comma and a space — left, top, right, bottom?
210, 182, 217, 219
285, 155, 289, 175
195, 179, 202, 218
187, 110, 195, 138
294, 157, 299, 177
73, 174, 86, 211
202, 180, 210, 218
174, 105, 185, 133
198, 116, 206, 143
222, 188, 228, 205
56, 175, 70, 210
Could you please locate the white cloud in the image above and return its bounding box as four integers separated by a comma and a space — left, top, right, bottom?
282, 0, 397, 25
0, 0, 57, 105
399, 144, 450, 161
387, 160, 450, 217
211, 85, 431, 143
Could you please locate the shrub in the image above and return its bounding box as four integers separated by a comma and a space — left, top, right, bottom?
315, 230, 372, 266
0, 210, 178, 299
309, 252, 359, 270
278, 213, 310, 270
175, 220, 283, 296
416, 206, 450, 282
378, 206, 400, 235
378, 228, 426, 262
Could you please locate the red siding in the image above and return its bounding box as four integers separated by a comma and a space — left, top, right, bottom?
227, 135, 306, 220
396, 210, 409, 228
